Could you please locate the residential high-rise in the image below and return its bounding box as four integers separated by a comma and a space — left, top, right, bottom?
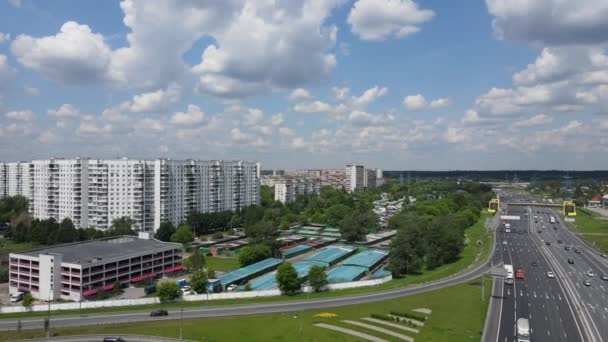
0, 158, 260, 232
364, 168, 377, 188
345, 164, 365, 192
270, 177, 321, 203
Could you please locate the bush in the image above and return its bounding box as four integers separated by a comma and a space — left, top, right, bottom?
308, 265, 327, 293
389, 310, 426, 321
190, 270, 208, 294
239, 244, 272, 267
157, 282, 182, 302
22, 292, 33, 307
212, 231, 224, 240
244, 283, 252, 291
276, 262, 300, 295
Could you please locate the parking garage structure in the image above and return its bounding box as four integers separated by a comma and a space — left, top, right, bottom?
8, 233, 182, 301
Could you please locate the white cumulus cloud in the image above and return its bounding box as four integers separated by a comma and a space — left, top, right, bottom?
5, 110, 34, 121
170, 104, 205, 125
348, 0, 434, 41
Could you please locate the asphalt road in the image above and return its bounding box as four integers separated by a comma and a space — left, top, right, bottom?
16, 335, 186, 342
0, 238, 495, 332
493, 206, 582, 342
532, 207, 608, 341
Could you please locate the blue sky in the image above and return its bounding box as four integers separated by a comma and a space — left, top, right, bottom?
1, 0, 607, 170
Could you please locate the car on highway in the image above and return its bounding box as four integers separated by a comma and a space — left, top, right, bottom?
565, 246, 571, 250
557, 239, 562, 244
575, 249, 581, 254
583, 280, 591, 287
537, 230, 542, 234
515, 268, 525, 279
545, 241, 551, 246
503, 240, 508, 245
568, 258, 575, 264
601, 275, 608, 281
601, 254, 607, 259
504, 278, 514, 285
103, 338, 126, 342
546, 271, 555, 278
531, 261, 538, 267
587, 270, 595, 277
150, 309, 169, 317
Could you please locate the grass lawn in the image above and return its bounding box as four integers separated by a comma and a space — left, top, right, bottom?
0, 214, 493, 320
206, 256, 240, 272
567, 208, 608, 253
0, 238, 37, 254
0, 278, 492, 342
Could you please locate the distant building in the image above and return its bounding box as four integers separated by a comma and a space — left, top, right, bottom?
603, 194, 608, 209
8, 233, 182, 301
0, 158, 260, 232
346, 164, 365, 192
589, 194, 602, 208
283, 169, 346, 189
262, 175, 322, 203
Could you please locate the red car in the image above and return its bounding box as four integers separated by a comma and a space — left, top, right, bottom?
515, 268, 525, 279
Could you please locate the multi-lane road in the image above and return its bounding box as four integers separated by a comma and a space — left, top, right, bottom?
494, 198, 608, 342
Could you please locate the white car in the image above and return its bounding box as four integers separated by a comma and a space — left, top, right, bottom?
227, 284, 238, 292
587, 271, 595, 277
546, 271, 555, 278
503, 241, 508, 245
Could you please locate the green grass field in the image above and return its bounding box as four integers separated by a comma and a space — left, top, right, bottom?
206, 256, 240, 272
569, 208, 608, 253
0, 213, 493, 320
0, 238, 37, 254
0, 278, 492, 342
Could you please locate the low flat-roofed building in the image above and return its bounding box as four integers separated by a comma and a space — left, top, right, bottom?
8, 234, 182, 301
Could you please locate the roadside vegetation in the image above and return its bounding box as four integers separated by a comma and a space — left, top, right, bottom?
568, 208, 608, 253
0, 279, 492, 342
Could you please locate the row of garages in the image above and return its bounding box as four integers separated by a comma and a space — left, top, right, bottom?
213, 245, 389, 292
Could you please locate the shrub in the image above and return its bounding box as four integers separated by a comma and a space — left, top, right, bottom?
389, 310, 426, 321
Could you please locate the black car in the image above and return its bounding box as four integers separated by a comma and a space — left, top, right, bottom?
103, 338, 126, 342
575, 249, 581, 254
150, 309, 169, 317
546, 241, 551, 246
532, 261, 538, 267
568, 258, 574, 264
537, 230, 542, 234
557, 240, 563, 244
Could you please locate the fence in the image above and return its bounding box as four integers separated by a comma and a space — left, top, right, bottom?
0, 275, 392, 314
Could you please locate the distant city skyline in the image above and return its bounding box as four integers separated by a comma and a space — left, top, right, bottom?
1, 1, 608, 169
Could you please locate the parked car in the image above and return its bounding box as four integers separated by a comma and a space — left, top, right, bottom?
583, 280, 591, 287
587, 270, 595, 277
557, 240, 563, 244
601, 275, 608, 281
575, 249, 581, 254
545, 241, 551, 246
227, 284, 238, 292
150, 310, 169, 317
565, 246, 571, 251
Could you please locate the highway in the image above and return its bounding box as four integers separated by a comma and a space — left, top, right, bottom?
493, 206, 582, 342
0, 242, 496, 332
531, 206, 608, 341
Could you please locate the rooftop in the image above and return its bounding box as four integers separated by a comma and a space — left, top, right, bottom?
16, 236, 182, 265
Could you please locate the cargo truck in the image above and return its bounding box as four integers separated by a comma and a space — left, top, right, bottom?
517, 318, 530, 341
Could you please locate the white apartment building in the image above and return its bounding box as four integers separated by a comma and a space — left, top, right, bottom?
0, 158, 260, 232
272, 177, 322, 203
346, 164, 365, 192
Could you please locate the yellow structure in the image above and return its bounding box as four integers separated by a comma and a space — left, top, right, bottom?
563, 200, 576, 217
488, 198, 500, 213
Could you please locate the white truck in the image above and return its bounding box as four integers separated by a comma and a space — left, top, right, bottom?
504, 264, 514, 284
550, 216, 556, 224
517, 318, 530, 342
10, 291, 24, 303
505, 223, 511, 233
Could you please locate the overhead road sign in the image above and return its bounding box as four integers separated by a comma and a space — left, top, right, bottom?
500, 215, 520, 220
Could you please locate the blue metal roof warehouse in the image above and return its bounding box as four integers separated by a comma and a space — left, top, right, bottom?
218, 258, 282, 289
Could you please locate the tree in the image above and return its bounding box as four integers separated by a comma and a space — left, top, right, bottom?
325, 204, 351, 226
190, 270, 208, 294
245, 220, 278, 246
155, 222, 176, 242
207, 268, 216, 279
97, 287, 108, 300
58, 218, 78, 243
338, 212, 367, 242
171, 224, 195, 244
22, 292, 33, 308
308, 265, 327, 293
212, 231, 224, 240
107, 217, 136, 236
239, 244, 272, 267
157, 282, 182, 302
260, 185, 274, 208
276, 262, 300, 295
111, 280, 123, 297
189, 248, 205, 271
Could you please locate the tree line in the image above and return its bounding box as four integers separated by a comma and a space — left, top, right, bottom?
387, 182, 494, 276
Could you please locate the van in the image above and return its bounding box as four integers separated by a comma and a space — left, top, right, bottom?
10, 292, 24, 303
